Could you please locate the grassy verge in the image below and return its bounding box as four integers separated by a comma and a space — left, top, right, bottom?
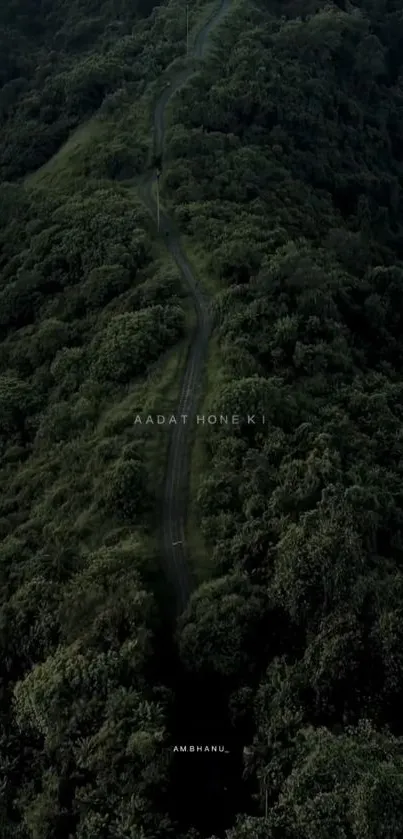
186, 332, 228, 583
181, 234, 221, 297
24, 118, 110, 188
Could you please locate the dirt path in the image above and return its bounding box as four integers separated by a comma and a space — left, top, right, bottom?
142, 0, 231, 612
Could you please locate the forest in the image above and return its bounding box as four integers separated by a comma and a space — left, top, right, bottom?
1, 0, 403, 836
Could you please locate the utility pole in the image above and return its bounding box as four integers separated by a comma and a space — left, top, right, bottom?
257, 769, 268, 819
186, 4, 189, 55
156, 168, 160, 232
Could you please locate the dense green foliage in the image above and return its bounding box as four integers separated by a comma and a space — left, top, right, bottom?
0, 179, 185, 836
165, 0, 403, 835
3, 0, 403, 835
0, 0, 197, 835
0, 0, 193, 180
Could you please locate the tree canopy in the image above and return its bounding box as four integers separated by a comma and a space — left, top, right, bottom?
3, 0, 403, 835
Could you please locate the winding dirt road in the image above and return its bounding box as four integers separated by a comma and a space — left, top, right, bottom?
141, 0, 231, 612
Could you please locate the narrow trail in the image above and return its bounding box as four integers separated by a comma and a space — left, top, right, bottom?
141, 0, 232, 613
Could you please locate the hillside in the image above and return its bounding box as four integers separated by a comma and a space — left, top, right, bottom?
1, 0, 403, 837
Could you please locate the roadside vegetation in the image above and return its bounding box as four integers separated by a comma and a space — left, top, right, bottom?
163, 0, 403, 836
2, 0, 403, 836
0, 0, 207, 835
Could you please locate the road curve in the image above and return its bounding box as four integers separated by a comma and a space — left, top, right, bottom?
142, 0, 231, 613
